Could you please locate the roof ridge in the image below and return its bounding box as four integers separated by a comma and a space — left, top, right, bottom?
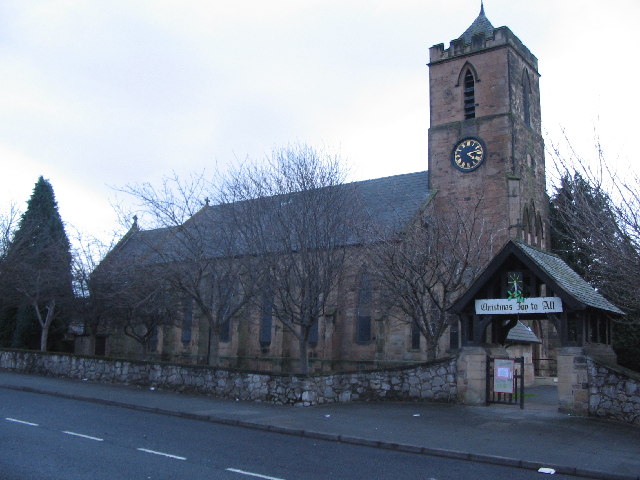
514, 239, 561, 258
348, 170, 427, 186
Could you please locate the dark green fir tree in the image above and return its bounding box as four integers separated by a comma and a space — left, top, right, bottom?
0, 177, 73, 351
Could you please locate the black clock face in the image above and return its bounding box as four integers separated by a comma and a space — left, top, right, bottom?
452, 137, 486, 172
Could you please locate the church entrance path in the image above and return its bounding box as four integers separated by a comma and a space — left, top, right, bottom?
487, 384, 558, 413
523, 384, 558, 412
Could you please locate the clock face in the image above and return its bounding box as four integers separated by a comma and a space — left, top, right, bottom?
452, 137, 486, 172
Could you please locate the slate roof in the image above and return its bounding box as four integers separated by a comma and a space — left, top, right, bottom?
516, 241, 624, 315
459, 2, 495, 44
354, 171, 430, 235
506, 321, 541, 344
105, 171, 431, 264
451, 240, 624, 315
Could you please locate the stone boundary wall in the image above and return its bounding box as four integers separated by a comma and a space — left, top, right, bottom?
587, 356, 640, 425
0, 349, 457, 406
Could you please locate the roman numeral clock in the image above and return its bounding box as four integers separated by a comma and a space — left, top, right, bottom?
451, 137, 486, 172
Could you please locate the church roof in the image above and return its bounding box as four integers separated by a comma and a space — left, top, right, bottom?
102, 171, 431, 265
355, 171, 430, 235
459, 2, 495, 44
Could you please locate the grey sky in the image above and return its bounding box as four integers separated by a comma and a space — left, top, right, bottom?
1, 0, 638, 243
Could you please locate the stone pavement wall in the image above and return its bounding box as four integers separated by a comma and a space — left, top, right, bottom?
587, 356, 640, 425
0, 349, 456, 406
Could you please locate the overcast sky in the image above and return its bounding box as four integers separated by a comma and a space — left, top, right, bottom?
1, 0, 639, 244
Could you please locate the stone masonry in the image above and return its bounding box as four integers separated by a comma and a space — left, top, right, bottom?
0, 349, 456, 406
587, 356, 640, 426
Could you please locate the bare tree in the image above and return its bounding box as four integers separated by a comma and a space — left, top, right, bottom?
0, 203, 20, 259
0, 204, 22, 346
549, 139, 640, 314
92, 261, 179, 359
549, 137, 640, 370
67, 228, 119, 348
372, 200, 491, 360
118, 172, 256, 366
222, 144, 362, 374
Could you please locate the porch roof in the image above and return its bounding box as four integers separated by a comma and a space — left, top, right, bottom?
450, 240, 624, 315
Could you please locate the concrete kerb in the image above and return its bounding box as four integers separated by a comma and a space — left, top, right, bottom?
1, 383, 637, 480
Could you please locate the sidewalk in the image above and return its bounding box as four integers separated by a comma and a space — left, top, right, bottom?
1, 370, 638, 480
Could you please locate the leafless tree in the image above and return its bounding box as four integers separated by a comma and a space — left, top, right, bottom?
221, 144, 363, 374
92, 261, 179, 359
0, 203, 20, 260
549, 138, 640, 314
372, 200, 492, 360
0, 204, 22, 346
66, 228, 119, 346
548, 137, 640, 370
118, 172, 257, 366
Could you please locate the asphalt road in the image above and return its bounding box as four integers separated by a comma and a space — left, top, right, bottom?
0, 388, 591, 480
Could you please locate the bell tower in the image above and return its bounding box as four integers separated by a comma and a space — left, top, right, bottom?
427, 4, 549, 250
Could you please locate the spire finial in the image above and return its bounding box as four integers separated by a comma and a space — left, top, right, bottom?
204, 197, 210, 206
480, 1, 485, 16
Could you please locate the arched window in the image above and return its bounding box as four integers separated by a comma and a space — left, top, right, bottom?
219, 279, 235, 343
220, 318, 231, 343
536, 213, 544, 245
522, 206, 531, 244
463, 70, 476, 119
309, 319, 319, 347
181, 298, 192, 344
522, 71, 531, 127
410, 322, 421, 350
259, 290, 273, 347
356, 270, 372, 344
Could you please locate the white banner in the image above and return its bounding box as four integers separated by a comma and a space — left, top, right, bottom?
475, 297, 563, 315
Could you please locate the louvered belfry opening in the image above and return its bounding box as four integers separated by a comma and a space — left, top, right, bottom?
463, 70, 475, 119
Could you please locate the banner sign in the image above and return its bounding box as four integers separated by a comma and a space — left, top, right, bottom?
475, 297, 562, 315
494, 359, 515, 394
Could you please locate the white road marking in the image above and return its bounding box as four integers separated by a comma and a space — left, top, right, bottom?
63, 431, 104, 442
136, 448, 186, 461
226, 467, 286, 480
5, 417, 39, 426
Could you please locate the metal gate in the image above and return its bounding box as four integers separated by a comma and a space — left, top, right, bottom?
486, 356, 525, 409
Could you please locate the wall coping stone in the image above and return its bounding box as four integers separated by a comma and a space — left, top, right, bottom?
590, 355, 640, 382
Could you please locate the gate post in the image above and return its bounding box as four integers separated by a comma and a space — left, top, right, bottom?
456, 346, 488, 405
557, 346, 589, 415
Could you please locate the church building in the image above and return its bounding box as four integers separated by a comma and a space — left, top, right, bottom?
80, 5, 611, 381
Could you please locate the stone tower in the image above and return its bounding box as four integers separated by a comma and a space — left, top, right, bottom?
427, 4, 549, 250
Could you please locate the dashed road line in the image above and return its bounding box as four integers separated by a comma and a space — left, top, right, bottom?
137, 448, 186, 461
5, 417, 39, 426
63, 431, 103, 442
226, 467, 286, 480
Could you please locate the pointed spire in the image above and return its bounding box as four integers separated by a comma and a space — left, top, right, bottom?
459, 1, 494, 45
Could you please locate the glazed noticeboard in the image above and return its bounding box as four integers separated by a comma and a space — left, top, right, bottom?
494, 358, 515, 394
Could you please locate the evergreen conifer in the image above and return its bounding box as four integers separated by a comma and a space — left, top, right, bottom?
0, 177, 73, 350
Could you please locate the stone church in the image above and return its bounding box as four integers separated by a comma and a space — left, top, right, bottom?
79, 5, 614, 379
